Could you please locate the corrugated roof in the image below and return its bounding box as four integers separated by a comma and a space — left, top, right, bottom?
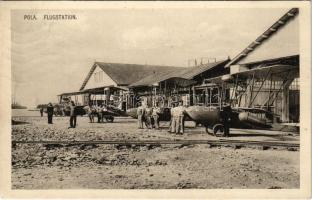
130, 59, 229, 87
129, 68, 186, 87
80, 62, 183, 90
225, 8, 299, 68
179, 59, 229, 79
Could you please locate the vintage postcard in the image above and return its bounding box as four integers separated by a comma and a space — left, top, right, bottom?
0, 1, 311, 199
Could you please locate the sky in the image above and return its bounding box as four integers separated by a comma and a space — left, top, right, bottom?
11, 8, 292, 108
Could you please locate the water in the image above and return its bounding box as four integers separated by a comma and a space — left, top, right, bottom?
12, 109, 41, 117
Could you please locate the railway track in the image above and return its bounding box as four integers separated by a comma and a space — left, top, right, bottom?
12, 139, 299, 150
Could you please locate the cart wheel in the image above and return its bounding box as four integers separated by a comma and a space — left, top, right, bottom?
213, 124, 224, 137
205, 126, 214, 136
106, 116, 114, 123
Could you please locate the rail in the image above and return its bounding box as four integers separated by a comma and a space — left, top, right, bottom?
12, 139, 299, 149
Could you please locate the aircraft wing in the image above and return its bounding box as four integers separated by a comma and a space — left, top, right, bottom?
232, 64, 299, 81
204, 64, 298, 84
232, 107, 273, 114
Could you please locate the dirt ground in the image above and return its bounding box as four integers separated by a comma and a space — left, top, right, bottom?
11, 114, 300, 189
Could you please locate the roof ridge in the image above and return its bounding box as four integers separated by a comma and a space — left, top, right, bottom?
80, 62, 186, 89
79, 63, 97, 91
95, 61, 186, 68
225, 8, 299, 68
130, 59, 229, 87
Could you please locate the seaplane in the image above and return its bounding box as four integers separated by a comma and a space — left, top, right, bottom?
126, 61, 299, 136
186, 61, 299, 136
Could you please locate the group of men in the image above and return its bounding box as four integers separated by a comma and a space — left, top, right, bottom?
44, 101, 77, 128
43, 100, 231, 137
168, 101, 186, 134
136, 101, 231, 136
136, 101, 186, 135
84, 104, 108, 123
137, 102, 161, 129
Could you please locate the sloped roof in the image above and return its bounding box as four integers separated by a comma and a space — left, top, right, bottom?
225, 8, 299, 67
178, 59, 229, 79
80, 62, 183, 90
129, 68, 187, 87
130, 59, 229, 87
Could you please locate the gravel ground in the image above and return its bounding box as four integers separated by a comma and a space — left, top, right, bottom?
11, 115, 300, 189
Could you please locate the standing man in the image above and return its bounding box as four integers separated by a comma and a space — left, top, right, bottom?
84, 104, 94, 123
137, 102, 145, 129
97, 104, 103, 123
145, 104, 153, 129
47, 103, 54, 124
102, 104, 108, 122
169, 102, 177, 133
69, 101, 77, 128
175, 101, 186, 134
152, 102, 161, 129
40, 107, 44, 117
222, 103, 232, 137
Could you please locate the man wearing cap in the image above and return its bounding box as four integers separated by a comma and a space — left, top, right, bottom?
40, 107, 44, 117
47, 103, 54, 124
175, 101, 186, 134
137, 102, 145, 129
152, 103, 161, 129
97, 104, 104, 123
144, 104, 153, 129
69, 101, 77, 128
84, 104, 94, 123
169, 102, 177, 133
222, 103, 232, 137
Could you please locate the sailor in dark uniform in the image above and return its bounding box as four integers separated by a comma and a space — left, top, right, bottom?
69, 101, 77, 128
40, 107, 44, 117
47, 103, 54, 124
222, 103, 232, 137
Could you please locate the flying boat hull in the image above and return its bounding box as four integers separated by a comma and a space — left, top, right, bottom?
185, 106, 221, 127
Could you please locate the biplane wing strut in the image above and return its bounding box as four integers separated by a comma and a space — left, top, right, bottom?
203, 64, 298, 112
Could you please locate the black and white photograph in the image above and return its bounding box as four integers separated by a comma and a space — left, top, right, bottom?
0, 1, 311, 198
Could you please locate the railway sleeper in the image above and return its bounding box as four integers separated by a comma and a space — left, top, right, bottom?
12, 140, 299, 151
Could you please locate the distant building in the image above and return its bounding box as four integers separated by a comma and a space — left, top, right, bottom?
58, 62, 184, 110
129, 59, 230, 107
59, 8, 299, 123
